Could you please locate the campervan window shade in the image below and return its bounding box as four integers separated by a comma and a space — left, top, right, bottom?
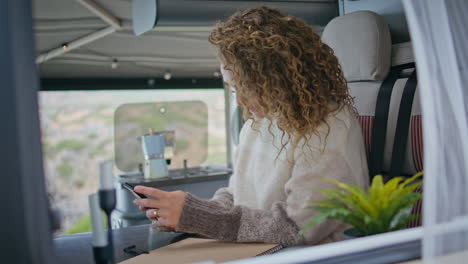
114, 101, 208, 172
403, 0, 468, 262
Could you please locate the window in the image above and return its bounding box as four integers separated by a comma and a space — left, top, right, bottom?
39, 89, 226, 235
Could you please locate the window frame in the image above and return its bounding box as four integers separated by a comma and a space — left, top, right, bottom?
39, 77, 232, 185
40, 77, 223, 91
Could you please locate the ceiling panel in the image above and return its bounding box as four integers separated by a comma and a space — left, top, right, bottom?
82, 32, 215, 58
35, 28, 100, 53
93, 0, 132, 20
34, 0, 96, 19
34, 0, 339, 78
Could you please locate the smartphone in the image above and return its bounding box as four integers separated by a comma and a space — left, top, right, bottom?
122, 183, 147, 199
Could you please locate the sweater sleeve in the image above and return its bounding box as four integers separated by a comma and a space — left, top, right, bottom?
209, 187, 234, 208
175, 149, 357, 246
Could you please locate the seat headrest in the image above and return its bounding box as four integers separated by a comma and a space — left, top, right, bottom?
322, 11, 392, 82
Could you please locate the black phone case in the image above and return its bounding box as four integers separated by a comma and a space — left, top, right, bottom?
122, 183, 147, 199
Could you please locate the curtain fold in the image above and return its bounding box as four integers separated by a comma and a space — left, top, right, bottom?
403, 0, 468, 262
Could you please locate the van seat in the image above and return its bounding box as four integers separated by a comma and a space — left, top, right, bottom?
322, 11, 423, 176
322, 11, 423, 228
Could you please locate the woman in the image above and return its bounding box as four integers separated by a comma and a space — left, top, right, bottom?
134, 6, 368, 247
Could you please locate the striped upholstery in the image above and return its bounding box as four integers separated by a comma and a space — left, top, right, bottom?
357, 116, 374, 159
411, 116, 424, 172
356, 114, 424, 174
406, 185, 423, 228
409, 117, 423, 229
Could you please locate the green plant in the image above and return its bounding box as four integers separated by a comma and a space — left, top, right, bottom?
57, 162, 74, 179
56, 139, 87, 152
301, 172, 423, 237
63, 213, 107, 235
88, 133, 98, 140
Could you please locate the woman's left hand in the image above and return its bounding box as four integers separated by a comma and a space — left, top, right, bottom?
133, 186, 186, 230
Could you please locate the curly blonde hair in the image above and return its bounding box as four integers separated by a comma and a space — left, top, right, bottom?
210, 6, 354, 151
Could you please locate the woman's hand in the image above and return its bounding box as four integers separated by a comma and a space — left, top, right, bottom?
133, 186, 186, 230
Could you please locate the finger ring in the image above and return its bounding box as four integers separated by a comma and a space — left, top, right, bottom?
153, 209, 159, 218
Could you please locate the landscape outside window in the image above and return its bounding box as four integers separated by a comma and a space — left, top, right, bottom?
39, 89, 227, 235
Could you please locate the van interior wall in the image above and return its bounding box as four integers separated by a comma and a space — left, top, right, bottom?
339, 0, 410, 43
1, 0, 56, 263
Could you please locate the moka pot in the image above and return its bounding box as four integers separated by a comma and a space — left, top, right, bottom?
140, 133, 168, 179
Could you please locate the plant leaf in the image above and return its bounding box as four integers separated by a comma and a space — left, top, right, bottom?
303, 172, 423, 236
323, 178, 377, 218
400, 171, 423, 188
389, 205, 413, 229
299, 209, 348, 236
369, 175, 384, 206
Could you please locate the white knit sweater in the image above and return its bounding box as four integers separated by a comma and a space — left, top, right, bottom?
176, 106, 369, 246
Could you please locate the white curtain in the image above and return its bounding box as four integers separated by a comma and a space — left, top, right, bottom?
403, 0, 468, 262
